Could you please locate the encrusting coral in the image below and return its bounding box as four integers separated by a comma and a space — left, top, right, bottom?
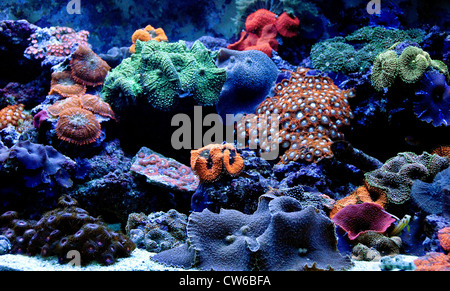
0, 195, 135, 266
152, 195, 353, 271
130, 146, 199, 192
190, 143, 244, 183
238, 67, 354, 164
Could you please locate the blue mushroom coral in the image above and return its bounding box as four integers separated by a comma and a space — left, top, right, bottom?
414, 70, 450, 127
215, 48, 279, 124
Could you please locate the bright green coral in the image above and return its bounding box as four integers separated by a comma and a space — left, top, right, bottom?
398, 46, 431, 83
101, 40, 227, 111
371, 50, 399, 91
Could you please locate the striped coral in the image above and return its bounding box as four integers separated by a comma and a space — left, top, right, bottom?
70, 45, 111, 87
56, 107, 101, 146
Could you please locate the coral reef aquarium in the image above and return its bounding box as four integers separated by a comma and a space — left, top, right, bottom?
0, 0, 450, 276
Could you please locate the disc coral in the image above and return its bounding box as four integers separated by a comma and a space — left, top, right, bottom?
48, 71, 86, 98
398, 46, 431, 83
70, 44, 111, 87
190, 143, 244, 183
55, 107, 101, 146
371, 50, 399, 91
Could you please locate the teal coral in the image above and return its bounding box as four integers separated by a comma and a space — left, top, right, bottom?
311, 26, 425, 74
101, 40, 227, 111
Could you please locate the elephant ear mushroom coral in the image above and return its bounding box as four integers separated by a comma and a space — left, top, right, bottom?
331, 202, 396, 240
70, 44, 111, 87
371, 49, 399, 91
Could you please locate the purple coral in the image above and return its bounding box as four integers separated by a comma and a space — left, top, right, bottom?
414, 71, 450, 127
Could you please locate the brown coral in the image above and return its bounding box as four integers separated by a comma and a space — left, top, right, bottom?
56, 107, 101, 145
0, 104, 32, 133
47, 96, 82, 117
48, 71, 86, 98
432, 145, 450, 158
414, 252, 450, 271
438, 227, 450, 252
70, 45, 111, 87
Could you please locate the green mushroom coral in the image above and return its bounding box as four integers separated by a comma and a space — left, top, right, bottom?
398, 46, 431, 83
101, 40, 227, 112
371, 50, 399, 91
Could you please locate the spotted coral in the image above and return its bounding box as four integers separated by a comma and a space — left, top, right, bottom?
48, 71, 86, 98
190, 143, 244, 183
413, 70, 450, 127
55, 107, 102, 146
70, 45, 111, 87
0, 104, 32, 133
238, 67, 354, 164
129, 25, 168, 53
364, 152, 449, 205
24, 26, 89, 60
130, 146, 199, 192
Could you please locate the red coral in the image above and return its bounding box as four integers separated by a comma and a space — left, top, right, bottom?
227, 9, 300, 57
414, 252, 450, 271
56, 107, 102, 146
331, 202, 396, 240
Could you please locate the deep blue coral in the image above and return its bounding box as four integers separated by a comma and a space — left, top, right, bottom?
414, 70, 450, 127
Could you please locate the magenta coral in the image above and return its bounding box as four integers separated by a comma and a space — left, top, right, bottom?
331, 202, 396, 240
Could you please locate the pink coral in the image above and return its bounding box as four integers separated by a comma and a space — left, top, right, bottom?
331, 202, 396, 240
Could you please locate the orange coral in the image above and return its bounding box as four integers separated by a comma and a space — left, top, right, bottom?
70, 44, 111, 87
239, 67, 354, 164
47, 97, 82, 117
329, 186, 387, 219
438, 227, 450, 252
414, 252, 450, 271
56, 107, 101, 146
129, 25, 168, 53
190, 143, 244, 183
79, 94, 116, 120
0, 104, 32, 133
48, 71, 86, 98
432, 145, 450, 158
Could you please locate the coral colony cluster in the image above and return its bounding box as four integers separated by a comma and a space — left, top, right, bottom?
0, 0, 449, 272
